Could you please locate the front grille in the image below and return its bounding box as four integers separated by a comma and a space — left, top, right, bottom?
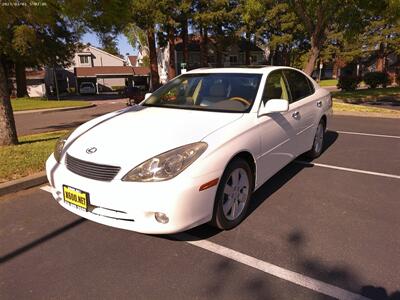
66, 154, 121, 181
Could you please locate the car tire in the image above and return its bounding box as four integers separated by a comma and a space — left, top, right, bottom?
211, 158, 254, 230
306, 119, 326, 159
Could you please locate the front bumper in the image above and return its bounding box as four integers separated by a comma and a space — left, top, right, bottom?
46, 154, 220, 234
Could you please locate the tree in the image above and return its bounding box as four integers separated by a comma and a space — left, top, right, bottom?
236, 0, 268, 64
258, 2, 307, 67
129, 1, 164, 90
98, 33, 121, 57
124, 24, 150, 67
359, 1, 400, 72
0, 1, 81, 146
287, 0, 343, 74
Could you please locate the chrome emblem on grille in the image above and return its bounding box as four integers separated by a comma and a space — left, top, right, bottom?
86, 147, 97, 154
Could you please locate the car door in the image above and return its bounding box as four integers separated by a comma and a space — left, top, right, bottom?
282, 69, 316, 156
256, 70, 300, 185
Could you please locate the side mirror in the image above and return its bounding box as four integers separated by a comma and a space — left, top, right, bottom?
258, 99, 289, 116
144, 93, 152, 100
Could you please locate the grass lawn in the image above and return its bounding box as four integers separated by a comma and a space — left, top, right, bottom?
319, 79, 338, 87
332, 87, 400, 104
333, 101, 400, 115
0, 130, 69, 183
11, 97, 89, 111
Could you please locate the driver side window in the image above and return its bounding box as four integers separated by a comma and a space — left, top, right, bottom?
262, 70, 290, 104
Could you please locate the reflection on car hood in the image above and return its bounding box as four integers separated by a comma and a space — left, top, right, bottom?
65, 106, 243, 168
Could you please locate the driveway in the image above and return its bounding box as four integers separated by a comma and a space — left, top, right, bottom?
14, 99, 127, 136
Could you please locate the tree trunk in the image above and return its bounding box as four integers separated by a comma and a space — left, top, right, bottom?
304, 36, 320, 75
0, 57, 18, 146
167, 27, 176, 80
332, 59, 338, 79
199, 27, 209, 67
16, 61, 27, 98
147, 28, 160, 91
245, 33, 251, 65
216, 50, 223, 68
376, 43, 385, 72
181, 19, 189, 66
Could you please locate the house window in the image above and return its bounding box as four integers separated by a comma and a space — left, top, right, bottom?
80, 56, 89, 64
229, 55, 238, 64
250, 55, 258, 63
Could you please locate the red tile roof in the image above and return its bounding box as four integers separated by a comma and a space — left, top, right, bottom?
75, 66, 149, 77
26, 70, 46, 79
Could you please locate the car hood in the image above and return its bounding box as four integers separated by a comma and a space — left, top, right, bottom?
65, 106, 243, 168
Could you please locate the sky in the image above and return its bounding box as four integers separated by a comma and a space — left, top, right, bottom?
81, 32, 138, 57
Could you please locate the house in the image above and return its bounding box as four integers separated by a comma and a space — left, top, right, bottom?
155, 35, 267, 83
72, 45, 150, 93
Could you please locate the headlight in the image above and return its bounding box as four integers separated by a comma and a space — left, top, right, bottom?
54, 131, 73, 163
122, 142, 208, 182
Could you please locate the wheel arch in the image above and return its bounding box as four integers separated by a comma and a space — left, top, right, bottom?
224, 150, 257, 189
321, 114, 327, 128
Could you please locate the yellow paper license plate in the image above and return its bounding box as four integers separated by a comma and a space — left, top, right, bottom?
63, 185, 89, 210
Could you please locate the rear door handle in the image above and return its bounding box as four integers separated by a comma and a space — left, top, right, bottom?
292, 111, 300, 119
317, 100, 322, 108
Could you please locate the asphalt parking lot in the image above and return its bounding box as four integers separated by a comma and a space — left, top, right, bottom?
1, 115, 399, 300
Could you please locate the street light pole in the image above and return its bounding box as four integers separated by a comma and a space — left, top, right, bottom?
318, 61, 323, 82
53, 66, 60, 101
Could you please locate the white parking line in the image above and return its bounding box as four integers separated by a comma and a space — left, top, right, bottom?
295, 161, 400, 179
336, 130, 400, 139
177, 234, 369, 300
39, 185, 368, 299
40, 185, 53, 193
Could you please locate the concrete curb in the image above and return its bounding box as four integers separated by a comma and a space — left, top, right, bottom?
333, 110, 400, 119
14, 104, 96, 115
0, 172, 48, 197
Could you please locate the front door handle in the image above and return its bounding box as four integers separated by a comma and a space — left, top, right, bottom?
317, 100, 322, 108
292, 111, 300, 119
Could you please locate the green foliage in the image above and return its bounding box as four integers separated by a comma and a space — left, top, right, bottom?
98, 33, 121, 57
338, 75, 362, 91
124, 23, 149, 55
0, 1, 83, 68
363, 72, 390, 88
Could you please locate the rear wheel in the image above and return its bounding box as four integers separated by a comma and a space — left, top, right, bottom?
306, 119, 326, 159
211, 158, 254, 230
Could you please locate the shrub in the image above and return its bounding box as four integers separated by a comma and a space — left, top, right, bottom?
337, 75, 362, 91
363, 72, 390, 88
111, 85, 125, 91
68, 87, 76, 94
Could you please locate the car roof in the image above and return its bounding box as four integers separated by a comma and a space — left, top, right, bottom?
186, 66, 297, 75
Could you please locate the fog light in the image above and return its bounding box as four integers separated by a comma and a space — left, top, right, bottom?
155, 212, 169, 224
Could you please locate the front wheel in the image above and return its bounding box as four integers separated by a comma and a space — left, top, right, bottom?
306, 119, 326, 159
211, 158, 254, 230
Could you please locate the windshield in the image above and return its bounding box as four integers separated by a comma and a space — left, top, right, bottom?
143, 73, 262, 112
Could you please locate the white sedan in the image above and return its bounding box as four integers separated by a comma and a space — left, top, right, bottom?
46, 66, 331, 234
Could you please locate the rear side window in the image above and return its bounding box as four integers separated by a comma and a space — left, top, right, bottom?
262, 70, 290, 104
283, 70, 313, 102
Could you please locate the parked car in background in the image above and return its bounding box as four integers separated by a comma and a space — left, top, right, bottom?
46, 66, 332, 234
79, 82, 96, 95
125, 84, 149, 106
125, 86, 145, 105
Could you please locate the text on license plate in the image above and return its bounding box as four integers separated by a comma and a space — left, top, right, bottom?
63, 185, 89, 210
